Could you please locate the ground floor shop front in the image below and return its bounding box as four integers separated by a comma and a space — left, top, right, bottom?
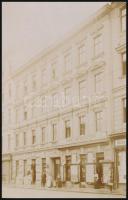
8, 140, 126, 194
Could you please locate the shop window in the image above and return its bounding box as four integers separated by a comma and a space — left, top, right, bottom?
42, 158, 46, 186
24, 160, 27, 176
65, 120, 71, 138
80, 154, 87, 182
16, 160, 19, 177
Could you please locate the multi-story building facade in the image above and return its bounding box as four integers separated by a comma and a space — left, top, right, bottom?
2, 2, 126, 193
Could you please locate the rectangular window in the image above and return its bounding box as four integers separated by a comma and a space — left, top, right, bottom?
24, 160, 27, 176
79, 80, 86, 102
122, 52, 126, 76
94, 35, 103, 56
42, 127, 45, 144
16, 134, 19, 147
23, 132, 27, 146
24, 111, 27, 120
16, 160, 19, 177
65, 120, 71, 138
65, 87, 71, 105
121, 7, 126, 32
32, 130, 36, 144
65, 53, 71, 72
96, 111, 103, 132
95, 72, 103, 93
122, 98, 126, 123
52, 124, 57, 141
79, 116, 85, 135
79, 44, 86, 65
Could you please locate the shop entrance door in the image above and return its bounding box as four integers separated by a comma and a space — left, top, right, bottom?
65, 156, 71, 181
80, 154, 86, 182
41, 158, 46, 186
96, 152, 104, 186
53, 158, 61, 180
31, 159, 36, 184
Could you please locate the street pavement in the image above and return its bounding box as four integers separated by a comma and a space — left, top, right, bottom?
2, 185, 126, 198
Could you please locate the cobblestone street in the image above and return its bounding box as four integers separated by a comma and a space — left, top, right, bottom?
2, 185, 126, 198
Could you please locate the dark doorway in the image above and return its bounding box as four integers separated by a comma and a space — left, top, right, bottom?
53, 157, 61, 180
96, 152, 104, 186
31, 159, 36, 184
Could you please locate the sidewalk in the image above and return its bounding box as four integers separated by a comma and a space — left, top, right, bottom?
3, 183, 125, 196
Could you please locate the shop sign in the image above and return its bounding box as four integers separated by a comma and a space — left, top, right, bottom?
115, 139, 126, 147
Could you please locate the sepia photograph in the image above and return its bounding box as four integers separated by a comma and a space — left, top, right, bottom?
2, 1, 126, 198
